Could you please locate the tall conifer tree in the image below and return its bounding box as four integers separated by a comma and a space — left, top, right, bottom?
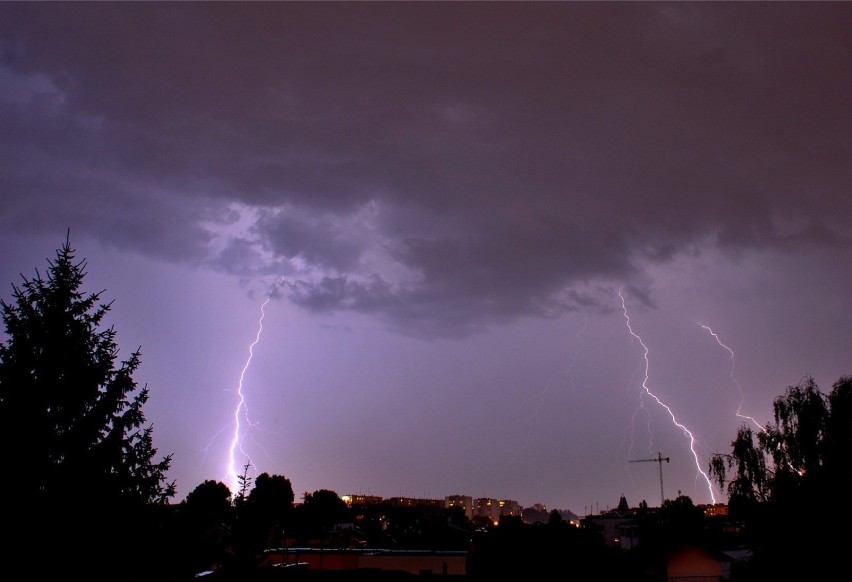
0, 233, 175, 577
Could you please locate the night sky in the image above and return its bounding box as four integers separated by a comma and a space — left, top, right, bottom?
1, 2, 850, 515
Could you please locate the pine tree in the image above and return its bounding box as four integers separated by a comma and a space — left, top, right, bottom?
0, 233, 175, 576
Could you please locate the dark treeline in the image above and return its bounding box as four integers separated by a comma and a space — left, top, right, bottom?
1, 237, 849, 581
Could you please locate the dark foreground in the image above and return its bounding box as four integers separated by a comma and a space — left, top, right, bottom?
197, 569, 461, 581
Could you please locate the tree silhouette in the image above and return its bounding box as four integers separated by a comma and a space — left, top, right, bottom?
185, 479, 234, 527
181, 480, 234, 576
225, 471, 296, 573
293, 489, 351, 545
710, 375, 852, 506
0, 234, 175, 579
709, 374, 852, 579
247, 472, 295, 548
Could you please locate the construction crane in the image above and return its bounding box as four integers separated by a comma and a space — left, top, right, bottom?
628, 451, 670, 506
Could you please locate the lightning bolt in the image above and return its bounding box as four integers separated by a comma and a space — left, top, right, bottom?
698, 323, 763, 432
226, 294, 271, 494
619, 287, 717, 504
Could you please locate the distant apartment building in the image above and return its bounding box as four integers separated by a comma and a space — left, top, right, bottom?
342, 494, 383, 507
445, 495, 474, 521
388, 496, 444, 508
343, 492, 522, 525
474, 498, 501, 525
498, 499, 521, 518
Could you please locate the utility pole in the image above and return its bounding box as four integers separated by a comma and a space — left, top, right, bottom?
628, 451, 670, 506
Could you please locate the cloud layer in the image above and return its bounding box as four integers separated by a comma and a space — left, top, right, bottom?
2, 2, 850, 337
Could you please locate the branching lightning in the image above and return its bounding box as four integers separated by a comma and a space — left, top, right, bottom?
619, 287, 717, 504
226, 294, 271, 494
699, 323, 763, 432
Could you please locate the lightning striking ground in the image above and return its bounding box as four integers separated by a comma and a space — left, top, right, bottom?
699, 323, 763, 432
226, 294, 271, 494
619, 287, 717, 504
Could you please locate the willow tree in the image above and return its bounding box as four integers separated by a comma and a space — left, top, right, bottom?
709, 375, 852, 507
709, 374, 852, 579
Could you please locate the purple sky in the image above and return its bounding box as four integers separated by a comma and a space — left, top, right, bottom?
1, 2, 850, 514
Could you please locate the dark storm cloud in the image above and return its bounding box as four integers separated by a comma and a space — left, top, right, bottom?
1, 2, 849, 336
255, 208, 365, 272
